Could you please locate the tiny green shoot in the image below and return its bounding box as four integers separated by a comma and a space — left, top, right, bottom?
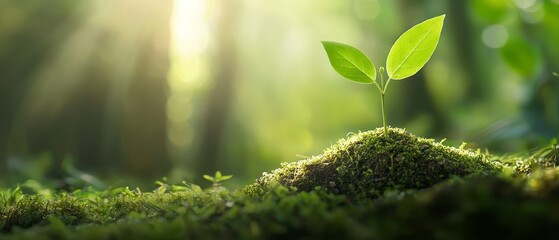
203, 171, 233, 188
553, 72, 558, 77
322, 14, 445, 136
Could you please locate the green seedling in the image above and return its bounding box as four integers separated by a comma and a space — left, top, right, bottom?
203, 171, 233, 188
322, 14, 445, 136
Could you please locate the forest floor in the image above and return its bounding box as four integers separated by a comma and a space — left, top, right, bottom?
1, 127, 558, 240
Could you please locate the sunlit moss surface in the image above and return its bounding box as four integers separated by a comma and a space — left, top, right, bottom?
246, 127, 500, 198
1, 128, 558, 239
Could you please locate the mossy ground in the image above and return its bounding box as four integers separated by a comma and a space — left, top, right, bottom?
1, 128, 558, 239
246, 127, 500, 198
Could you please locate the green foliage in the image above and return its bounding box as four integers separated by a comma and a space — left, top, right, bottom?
2, 147, 559, 239
495, 138, 558, 174
470, 0, 512, 23
500, 35, 540, 78
322, 15, 445, 135
3, 169, 559, 239
203, 171, 233, 184
204, 171, 234, 193
321, 41, 376, 84
386, 15, 445, 80
553, 72, 559, 77
0, 174, 235, 234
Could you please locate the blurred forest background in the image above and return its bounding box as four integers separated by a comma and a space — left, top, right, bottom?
0, 0, 558, 187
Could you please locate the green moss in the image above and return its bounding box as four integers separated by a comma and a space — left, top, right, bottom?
4, 171, 559, 239
4, 169, 559, 239
496, 144, 557, 174
246, 127, 500, 198
4, 128, 558, 239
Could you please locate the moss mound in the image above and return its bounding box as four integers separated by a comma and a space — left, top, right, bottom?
247, 127, 500, 198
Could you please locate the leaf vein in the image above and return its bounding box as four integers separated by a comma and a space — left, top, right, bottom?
391, 26, 436, 77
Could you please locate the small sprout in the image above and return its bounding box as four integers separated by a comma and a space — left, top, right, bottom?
553, 72, 559, 77
123, 186, 135, 196
322, 14, 445, 136
155, 177, 168, 187
154, 177, 168, 194
203, 175, 215, 182
204, 171, 233, 188
154, 184, 167, 194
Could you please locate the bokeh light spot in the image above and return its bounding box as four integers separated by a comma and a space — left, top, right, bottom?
521, 1, 544, 24
513, 0, 537, 9
482, 24, 509, 48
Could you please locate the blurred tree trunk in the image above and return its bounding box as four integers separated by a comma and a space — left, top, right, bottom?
0, 1, 82, 179
447, 0, 488, 100
117, 0, 173, 178
197, 1, 239, 176
1, 0, 173, 180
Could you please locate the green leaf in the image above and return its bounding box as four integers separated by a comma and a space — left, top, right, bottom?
553, 72, 558, 77
154, 185, 166, 194
215, 171, 222, 179
322, 41, 376, 83
219, 175, 233, 182
203, 175, 215, 182
387, 14, 445, 80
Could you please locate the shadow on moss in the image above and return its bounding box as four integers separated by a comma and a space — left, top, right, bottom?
246, 127, 501, 199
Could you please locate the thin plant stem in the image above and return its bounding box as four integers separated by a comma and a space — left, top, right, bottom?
380, 91, 387, 136
378, 67, 388, 137
383, 78, 391, 92
372, 81, 383, 93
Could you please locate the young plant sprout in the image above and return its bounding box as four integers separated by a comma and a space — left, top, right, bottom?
322, 14, 445, 136
204, 171, 233, 188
